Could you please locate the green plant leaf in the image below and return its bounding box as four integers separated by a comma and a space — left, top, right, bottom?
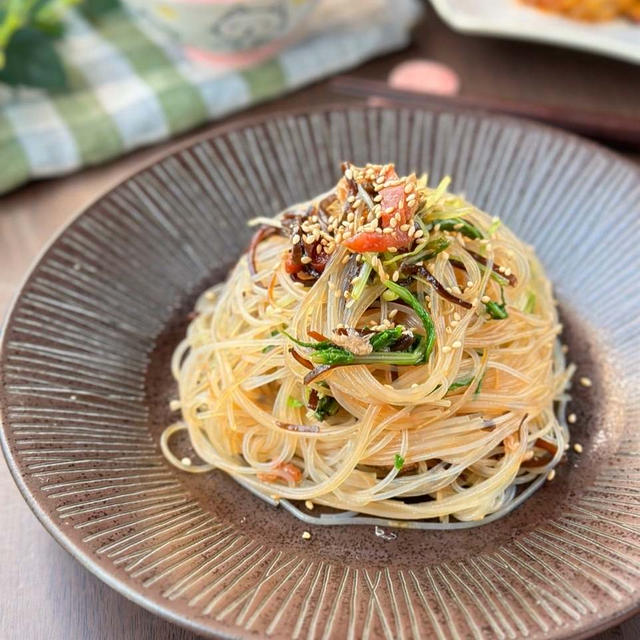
80, 0, 121, 21
0, 27, 66, 89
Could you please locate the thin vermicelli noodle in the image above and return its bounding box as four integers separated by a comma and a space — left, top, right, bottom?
161, 163, 573, 527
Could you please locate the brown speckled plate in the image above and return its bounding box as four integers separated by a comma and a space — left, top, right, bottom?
2, 105, 639, 640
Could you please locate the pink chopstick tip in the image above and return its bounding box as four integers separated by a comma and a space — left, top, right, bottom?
388, 59, 460, 96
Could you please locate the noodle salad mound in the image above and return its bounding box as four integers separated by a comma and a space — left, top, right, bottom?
162, 162, 574, 528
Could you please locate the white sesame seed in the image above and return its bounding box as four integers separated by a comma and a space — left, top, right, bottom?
292, 234, 301, 244
345, 169, 353, 180
573, 443, 583, 453
302, 531, 312, 540
453, 223, 464, 230
504, 268, 512, 277
453, 312, 461, 321
392, 270, 400, 282
414, 230, 424, 239
347, 212, 355, 222
389, 309, 398, 319
404, 183, 413, 194
305, 500, 314, 510
390, 218, 398, 228
547, 469, 556, 482
385, 207, 395, 215
374, 195, 382, 202
301, 256, 312, 264
400, 224, 410, 231
481, 295, 491, 303
452, 340, 462, 349
567, 413, 577, 424
352, 199, 362, 209
388, 247, 398, 253
523, 450, 534, 461
170, 400, 181, 411
181, 457, 192, 466
347, 195, 355, 203
466, 281, 473, 288
442, 345, 452, 353
376, 176, 384, 184
383, 228, 393, 234
452, 286, 462, 296
579, 377, 592, 387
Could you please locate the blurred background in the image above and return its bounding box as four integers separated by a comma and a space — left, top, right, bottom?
0, 0, 638, 638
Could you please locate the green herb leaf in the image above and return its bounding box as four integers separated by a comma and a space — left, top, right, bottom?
310, 347, 355, 366
314, 395, 339, 421
484, 301, 508, 319
287, 396, 304, 408
0, 26, 66, 89
447, 376, 473, 392
382, 280, 436, 362
394, 453, 405, 470
425, 218, 483, 240
281, 330, 333, 350
369, 326, 404, 351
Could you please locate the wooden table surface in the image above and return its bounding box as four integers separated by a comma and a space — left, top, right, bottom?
1, 4, 639, 639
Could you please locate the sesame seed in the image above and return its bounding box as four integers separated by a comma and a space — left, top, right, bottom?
385, 207, 395, 215
301, 256, 312, 264
389, 309, 398, 319
452, 286, 462, 296
434, 224, 441, 232
452, 340, 462, 349
302, 531, 312, 540
347, 212, 355, 222
400, 224, 410, 232
504, 268, 512, 277
450, 320, 458, 328
442, 345, 452, 353
567, 413, 577, 424
383, 228, 393, 234
523, 450, 534, 461
292, 234, 301, 244
352, 199, 362, 209
305, 500, 314, 510
547, 469, 556, 482
181, 457, 192, 466
404, 183, 413, 194
170, 399, 181, 411
374, 195, 382, 202
408, 227, 415, 237
573, 443, 583, 453
371, 255, 379, 267
453, 223, 464, 230
392, 270, 400, 282
414, 230, 424, 239
376, 176, 384, 184
347, 195, 355, 203
376, 228, 383, 234
345, 169, 353, 180
342, 230, 352, 239
453, 312, 461, 321
388, 247, 398, 253
466, 281, 473, 288
481, 295, 491, 303
390, 218, 398, 228
579, 377, 592, 387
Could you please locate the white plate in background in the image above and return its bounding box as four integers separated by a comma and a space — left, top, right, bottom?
430, 0, 640, 64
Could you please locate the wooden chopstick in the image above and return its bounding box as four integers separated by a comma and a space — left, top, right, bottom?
330, 75, 640, 150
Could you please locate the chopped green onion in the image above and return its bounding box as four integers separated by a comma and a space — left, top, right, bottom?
425, 218, 483, 240
369, 326, 404, 351
351, 259, 372, 301
394, 454, 405, 470
353, 337, 426, 366
262, 345, 275, 353
475, 371, 486, 395
382, 280, 436, 362
523, 291, 536, 314
287, 396, 304, 408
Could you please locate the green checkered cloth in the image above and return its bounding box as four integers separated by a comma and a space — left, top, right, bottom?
0, 0, 420, 195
